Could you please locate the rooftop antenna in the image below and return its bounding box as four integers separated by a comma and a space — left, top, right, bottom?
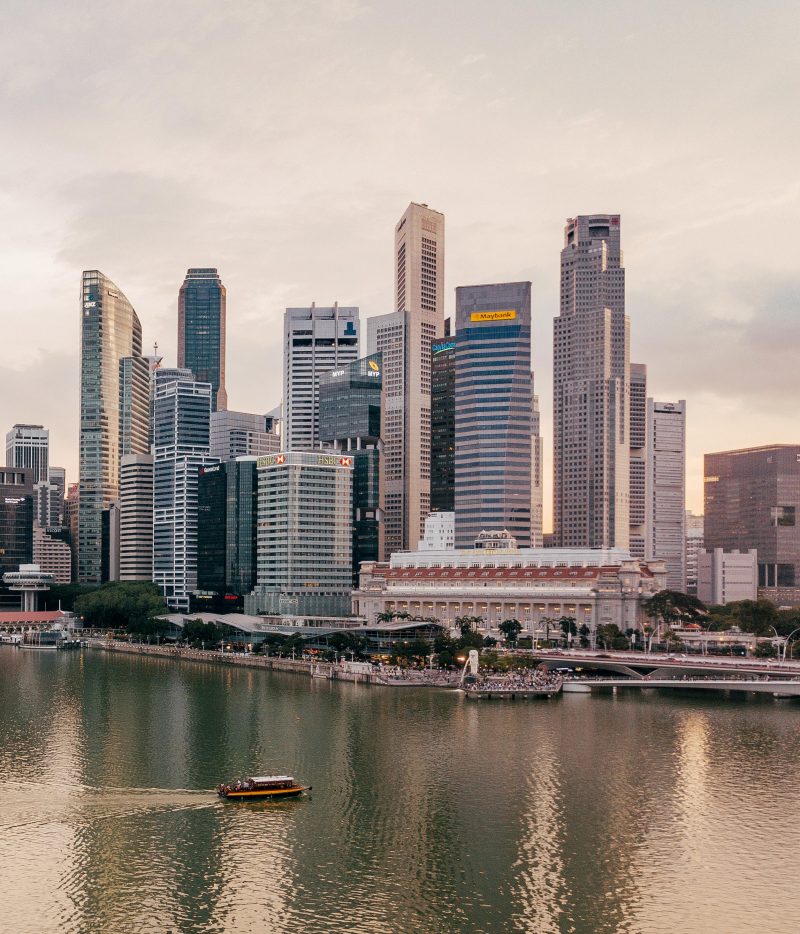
153, 341, 159, 357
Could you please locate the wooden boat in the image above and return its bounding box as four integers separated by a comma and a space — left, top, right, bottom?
217, 775, 309, 800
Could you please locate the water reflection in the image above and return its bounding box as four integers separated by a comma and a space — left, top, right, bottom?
1, 650, 800, 933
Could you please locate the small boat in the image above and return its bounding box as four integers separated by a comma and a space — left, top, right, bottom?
217, 775, 310, 800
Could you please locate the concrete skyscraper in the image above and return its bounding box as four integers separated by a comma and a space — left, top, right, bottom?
152, 370, 215, 610
531, 392, 543, 548
78, 271, 149, 583
6, 424, 49, 483
283, 304, 360, 451
454, 282, 533, 548
553, 214, 629, 550
178, 268, 227, 411
119, 454, 154, 581
645, 399, 686, 590
368, 202, 444, 554
209, 410, 281, 462
629, 363, 647, 559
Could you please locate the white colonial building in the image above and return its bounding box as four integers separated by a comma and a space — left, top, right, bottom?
353, 535, 666, 636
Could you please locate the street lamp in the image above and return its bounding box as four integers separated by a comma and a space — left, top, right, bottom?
780, 627, 800, 662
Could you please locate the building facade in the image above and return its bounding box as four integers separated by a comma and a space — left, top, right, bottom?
6, 424, 49, 483
153, 372, 215, 611
33, 526, 72, 584
531, 393, 543, 548
368, 202, 445, 554
646, 399, 686, 590
419, 511, 454, 551
454, 282, 533, 548
430, 324, 455, 513
629, 364, 647, 559
319, 353, 383, 580
119, 454, 154, 581
78, 271, 148, 583
553, 214, 629, 550
196, 458, 259, 600
353, 546, 666, 635
704, 445, 800, 605
178, 267, 227, 411
0, 468, 34, 582
685, 511, 704, 597
209, 409, 281, 462
247, 452, 353, 617
698, 548, 758, 606
283, 304, 360, 451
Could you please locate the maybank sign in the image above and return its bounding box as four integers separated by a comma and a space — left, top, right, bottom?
470, 310, 517, 322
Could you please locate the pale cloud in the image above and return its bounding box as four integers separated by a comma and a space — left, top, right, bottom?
0, 0, 798, 528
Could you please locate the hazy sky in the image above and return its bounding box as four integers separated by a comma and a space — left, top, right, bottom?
1, 0, 798, 529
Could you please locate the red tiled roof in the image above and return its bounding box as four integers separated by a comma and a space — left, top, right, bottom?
385, 567, 609, 582
0, 611, 71, 623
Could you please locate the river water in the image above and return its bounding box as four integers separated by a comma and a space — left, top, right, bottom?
1, 648, 799, 934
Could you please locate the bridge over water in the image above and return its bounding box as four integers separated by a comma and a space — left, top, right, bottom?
563, 678, 800, 697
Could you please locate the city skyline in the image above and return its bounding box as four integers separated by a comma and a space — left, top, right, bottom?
2, 3, 798, 530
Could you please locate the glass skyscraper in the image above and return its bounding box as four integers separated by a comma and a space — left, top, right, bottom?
79, 270, 148, 583
430, 323, 455, 513
319, 354, 383, 580
454, 282, 533, 548
178, 268, 227, 412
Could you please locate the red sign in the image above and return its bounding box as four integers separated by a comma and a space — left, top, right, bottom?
339, 457, 352, 467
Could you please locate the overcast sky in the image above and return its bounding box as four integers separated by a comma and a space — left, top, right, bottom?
1, 0, 798, 529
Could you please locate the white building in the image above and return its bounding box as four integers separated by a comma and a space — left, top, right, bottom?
153, 372, 215, 611
33, 527, 71, 584
420, 512, 454, 550
685, 511, 704, 596
368, 202, 445, 555
283, 304, 359, 451
6, 424, 49, 483
353, 544, 666, 636
698, 548, 757, 606
646, 399, 686, 590
119, 454, 153, 581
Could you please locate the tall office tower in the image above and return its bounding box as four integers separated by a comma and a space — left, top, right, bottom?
248, 452, 353, 617
705, 445, 800, 605
209, 410, 281, 462
319, 353, 384, 581
78, 270, 148, 583
6, 424, 49, 483
152, 373, 214, 611
119, 355, 150, 456
430, 318, 455, 513
178, 268, 227, 411
553, 214, 629, 550
629, 364, 648, 559
48, 467, 66, 524
454, 282, 533, 548
283, 304, 360, 451
119, 454, 154, 581
531, 392, 543, 548
367, 202, 445, 554
33, 526, 72, 584
197, 459, 258, 601
34, 481, 62, 528
64, 482, 79, 580
0, 468, 34, 577
685, 511, 704, 597
646, 400, 686, 590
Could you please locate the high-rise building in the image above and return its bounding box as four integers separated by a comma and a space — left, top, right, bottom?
0, 468, 34, 579
704, 445, 800, 606
454, 282, 533, 548
64, 482, 79, 581
152, 372, 214, 611
6, 424, 49, 483
319, 353, 383, 580
209, 410, 281, 462
247, 451, 353, 617
698, 548, 758, 606
34, 480, 63, 528
685, 510, 704, 597
78, 271, 148, 583
119, 355, 150, 457
119, 454, 154, 581
197, 458, 258, 600
178, 268, 227, 411
646, 399, 686, 590
553, 214, 629, 550
531, 392, 543, 548
48, 467, 65, 524
33, 525, 72, 584
629, 364, 647, 559
368, 202, 444, 554
283, 304, 360, 451
101, 502, 120, 582
430, 320, 455, 514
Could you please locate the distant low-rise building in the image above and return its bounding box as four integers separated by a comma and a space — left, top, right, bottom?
697, 548, 758, 606
33, 526, 72, 584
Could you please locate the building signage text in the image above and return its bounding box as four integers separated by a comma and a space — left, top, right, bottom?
470, 310, 517, 322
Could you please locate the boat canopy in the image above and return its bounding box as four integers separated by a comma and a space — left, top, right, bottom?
248, 775, 294, 783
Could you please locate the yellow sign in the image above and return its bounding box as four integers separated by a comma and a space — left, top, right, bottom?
470, 310, 517, 322
368, 359, 379, 372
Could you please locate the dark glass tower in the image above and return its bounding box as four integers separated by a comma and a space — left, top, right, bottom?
430, 318, 455, 513
178, 268, 227, 412
454, 282, 533, 548
319, 353, 383, 581
0, 468, 33, 577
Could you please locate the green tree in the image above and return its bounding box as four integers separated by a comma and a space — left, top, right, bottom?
728, 599, 778, 636
328, 631, 368, 659
644, 590, 706, 650
182, 619, 221, 648
559, 616, 578, 646
596, 623, 622, 650
74, 582, 167, 636
498, 618, 523, 646
578, 624, 590, 649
